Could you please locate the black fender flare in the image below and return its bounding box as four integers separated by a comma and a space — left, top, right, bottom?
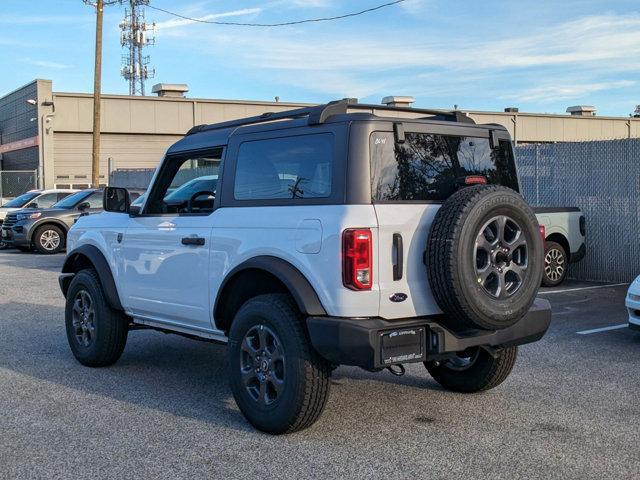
214, 255, 326, 320
60, 244, 123, 311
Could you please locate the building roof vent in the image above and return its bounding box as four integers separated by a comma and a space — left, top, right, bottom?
566, 105, 596, 116
151, 83, 189, 98
381, 95, 415, 108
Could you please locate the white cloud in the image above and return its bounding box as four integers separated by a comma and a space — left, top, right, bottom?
158, 12, 640, 103
502, 80, 636, 103
154, 8, 262, 31
22, 58, 71, 69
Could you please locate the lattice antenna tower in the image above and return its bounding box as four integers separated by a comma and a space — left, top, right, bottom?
120, 0, 155, 95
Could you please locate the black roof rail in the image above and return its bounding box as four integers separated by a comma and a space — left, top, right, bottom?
186, 98, 356, 136
346, 103, 475, 124
185, 98, 474, 136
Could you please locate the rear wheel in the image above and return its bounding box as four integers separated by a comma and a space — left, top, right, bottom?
228, 294, 331, 434
542, 241, 567, 287
34, 224, 65, 254
424, 346, 517, 393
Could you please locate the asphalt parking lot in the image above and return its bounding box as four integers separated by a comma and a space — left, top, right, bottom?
1, 251, 639, 479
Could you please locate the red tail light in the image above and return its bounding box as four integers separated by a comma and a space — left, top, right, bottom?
464, 175, 487, 185
342, 229, 372, 290
539, 225, 546, 242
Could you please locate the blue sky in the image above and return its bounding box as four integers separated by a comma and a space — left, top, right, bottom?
1, 0, 639, 115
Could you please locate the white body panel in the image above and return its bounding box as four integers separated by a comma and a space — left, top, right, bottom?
625, 275, 640, 327
121, 215, 213, 330
535, 211, 584, 255
68, 204, 383, 337
373, 204, 442, 319
209, 205, 379, 323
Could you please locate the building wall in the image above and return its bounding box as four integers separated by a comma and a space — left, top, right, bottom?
465, 111, 640, 144
50, 92, 313, 187
0, 81, 39, 171
5, 79, 640, 188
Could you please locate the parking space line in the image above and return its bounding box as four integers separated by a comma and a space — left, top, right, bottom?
539, 283, 629, 295
576, 324, 628, 335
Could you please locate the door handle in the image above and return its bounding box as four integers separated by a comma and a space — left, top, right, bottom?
181, 236, 205, 246
392, 233, 403, 281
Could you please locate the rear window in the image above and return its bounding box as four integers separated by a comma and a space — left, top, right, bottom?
234, 133, 333, 201
370, 132, 518, 202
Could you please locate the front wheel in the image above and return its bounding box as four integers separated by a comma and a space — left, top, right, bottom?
34, 224, 65, 254
65, 269, 128, 367
424, 346, 517, 393
228, 294, 331, 434
542, 241, 567, 287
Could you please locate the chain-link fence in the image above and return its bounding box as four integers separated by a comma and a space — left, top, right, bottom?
515, 139, 640, 283
0, 170, 38, 205
109, 168, 155, 190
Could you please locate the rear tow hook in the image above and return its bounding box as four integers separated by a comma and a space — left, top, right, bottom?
386, 364, 405, 376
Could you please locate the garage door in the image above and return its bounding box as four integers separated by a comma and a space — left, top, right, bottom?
53, 133, 182, 187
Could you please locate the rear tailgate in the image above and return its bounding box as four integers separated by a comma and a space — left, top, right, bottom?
369, 127, 519, 319
374, 204, 442, 319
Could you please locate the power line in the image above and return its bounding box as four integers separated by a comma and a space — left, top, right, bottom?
147, 0, 407, 27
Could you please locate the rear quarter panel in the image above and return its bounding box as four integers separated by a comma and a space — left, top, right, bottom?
210, 205, 380, 322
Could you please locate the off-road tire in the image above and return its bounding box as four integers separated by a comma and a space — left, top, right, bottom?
425, 346, 517, 393
427, 185, 544, 331
541, 241, 567, 287
228, 294, 331, 434
34, 224, 65, 255
65, 269, 128, 367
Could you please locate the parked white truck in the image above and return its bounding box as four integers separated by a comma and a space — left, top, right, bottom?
534, 208, 586, 286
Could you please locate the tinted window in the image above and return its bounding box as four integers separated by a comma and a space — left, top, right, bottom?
370, 132, 518, 202
2, 192, 38, 208
53, 190, 93, 209
164, 177, 218, 204
85, 192, 104, 209
57, 192, 73, 202
234, 134, 333, 200
145, 150, 222, 215
34, 193, 59, 208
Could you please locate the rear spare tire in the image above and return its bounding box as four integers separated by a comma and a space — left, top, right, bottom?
427, 185, 543, 331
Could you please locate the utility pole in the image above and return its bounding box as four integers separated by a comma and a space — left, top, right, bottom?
85, 0, 120, 188
120, 1, 155, 95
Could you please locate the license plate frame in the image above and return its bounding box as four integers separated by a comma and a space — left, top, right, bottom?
380, 327, 425, 365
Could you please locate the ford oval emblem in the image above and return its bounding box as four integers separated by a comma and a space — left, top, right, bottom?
389, 293, 408, 303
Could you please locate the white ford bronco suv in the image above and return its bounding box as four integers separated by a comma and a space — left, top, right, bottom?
59, 100, 551, 434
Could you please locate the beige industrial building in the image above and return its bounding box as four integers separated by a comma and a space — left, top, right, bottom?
2, 78, 640, 190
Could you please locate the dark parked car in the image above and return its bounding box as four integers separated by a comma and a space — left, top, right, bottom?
2, 188, 144, 254
2, 189, 105, 254
0, 189, 77, 249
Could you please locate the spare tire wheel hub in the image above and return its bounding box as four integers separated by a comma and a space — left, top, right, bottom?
475, 215, 528, 299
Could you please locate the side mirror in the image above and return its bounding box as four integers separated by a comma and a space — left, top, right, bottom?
103, 187, 130, 213
77, 202, 90, 212
26, 202, 38, 209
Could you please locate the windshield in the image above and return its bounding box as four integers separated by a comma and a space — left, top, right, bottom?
52, 190, 93, 209
2, 192, 39, 208
164, 176, 218, 203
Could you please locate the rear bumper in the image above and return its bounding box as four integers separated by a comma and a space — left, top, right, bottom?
306, 298, 552, 370
570, 243, 586, 263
